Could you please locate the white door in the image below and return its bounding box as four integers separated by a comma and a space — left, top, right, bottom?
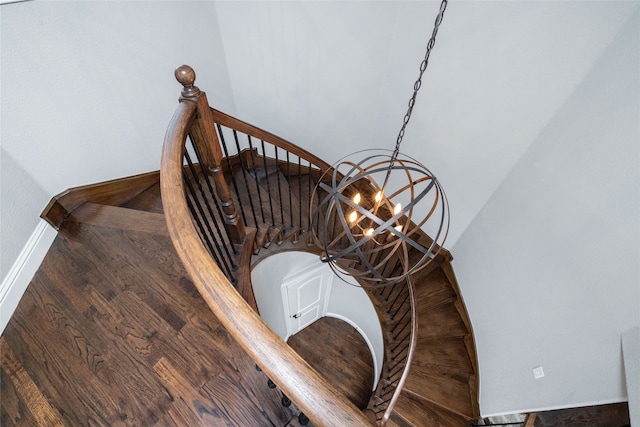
282, 261, 332, 338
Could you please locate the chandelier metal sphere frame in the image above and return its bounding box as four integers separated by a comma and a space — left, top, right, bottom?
311, 0, 450, 286
311, 149, 449, 286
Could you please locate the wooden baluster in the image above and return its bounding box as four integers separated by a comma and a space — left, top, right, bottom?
523, 413, 537, 427
175, 65, 246, 244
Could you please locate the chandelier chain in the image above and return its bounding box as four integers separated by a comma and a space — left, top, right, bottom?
391, 0, 448, 165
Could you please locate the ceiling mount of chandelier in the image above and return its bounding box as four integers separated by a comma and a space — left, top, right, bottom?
311, 0, 450, 286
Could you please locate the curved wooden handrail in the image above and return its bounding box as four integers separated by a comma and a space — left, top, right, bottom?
160, 86, 373, 426
381, 279, 417, 425
210, 108, 334, 172
361, 273, 418, 425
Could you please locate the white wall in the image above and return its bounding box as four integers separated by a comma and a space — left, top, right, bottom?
0, 1, 235, 285
0, 149, 49, 277
452, 9, 640, 416
0, 148, 56, 333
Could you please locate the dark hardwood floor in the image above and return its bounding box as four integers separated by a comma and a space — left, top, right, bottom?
534, 402, 630, 427
0, 184, 363, 426
1, 220, 292, 426
287, 317, 374, 410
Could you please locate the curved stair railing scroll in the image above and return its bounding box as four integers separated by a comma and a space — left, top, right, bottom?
161, 66, 373, 427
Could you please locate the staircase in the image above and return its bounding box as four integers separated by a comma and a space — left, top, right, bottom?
221, 157, 480, 426
388, 262, 479, 426
8, 65, 479, 426
34, 167, 479, 427
157, 65, 479, 426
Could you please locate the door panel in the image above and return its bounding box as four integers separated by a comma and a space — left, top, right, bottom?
283, 262, 332, 337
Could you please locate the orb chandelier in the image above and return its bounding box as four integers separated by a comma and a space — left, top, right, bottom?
311, 0, 450, 286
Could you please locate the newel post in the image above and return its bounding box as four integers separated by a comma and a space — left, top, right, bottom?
175, 65, 246, 244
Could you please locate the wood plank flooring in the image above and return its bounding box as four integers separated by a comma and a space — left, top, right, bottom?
534, 402, 630, 427
287, 317, 374, 411
1, 218, 297, 426
0, 183, 379, 426
476, 402, 631, 427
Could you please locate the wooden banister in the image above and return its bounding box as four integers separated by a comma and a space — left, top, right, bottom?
361, 268, 418, 425
210, 108, 334, 172
381, 279, 417, 426
161, 66, 373, 426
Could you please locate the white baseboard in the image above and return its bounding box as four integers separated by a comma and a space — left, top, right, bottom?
0, 220, 58, 334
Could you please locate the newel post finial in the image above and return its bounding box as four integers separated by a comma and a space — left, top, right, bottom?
175, 65, 200, 99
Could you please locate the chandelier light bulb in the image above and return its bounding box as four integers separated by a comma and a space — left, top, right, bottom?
348, 211, 358, 223
393, 203, 402, 216
365, 228, 374, 237
353, 193, 361, 205
375, 191, 383, 203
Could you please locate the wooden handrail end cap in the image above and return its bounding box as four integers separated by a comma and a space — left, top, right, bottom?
175, 65, 196, 88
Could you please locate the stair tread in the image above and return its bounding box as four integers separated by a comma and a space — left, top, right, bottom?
393, 390, 472, 427
415, 286, 457, 311
68, 202, 168, 236
403, 366, 476, 418
232, 164, 302, 231
289, 174, 318, 232
414, 266, 454, 297
411, 336, 475, 375
119, 182, 164, 213
417, 299, 470, 339
387, 410, 414, 427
